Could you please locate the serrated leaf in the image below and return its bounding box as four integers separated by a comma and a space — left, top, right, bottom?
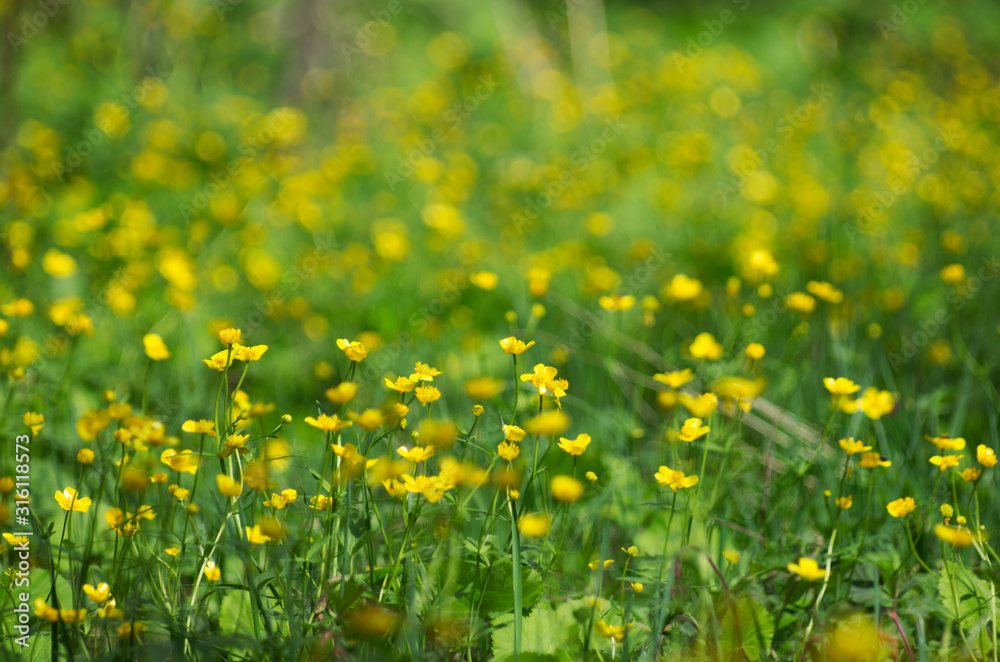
719, 595, 774, 662
492, 602, 577, 662
938, 562, 994, 654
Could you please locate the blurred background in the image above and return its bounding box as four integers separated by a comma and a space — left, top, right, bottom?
2, 0, 1000, 448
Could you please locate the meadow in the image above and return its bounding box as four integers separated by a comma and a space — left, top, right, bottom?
3, 0, 1000, 659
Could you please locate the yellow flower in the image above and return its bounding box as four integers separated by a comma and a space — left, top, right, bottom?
305, 414, 352, 433
233, 344, 268, 361
654, 466, 698, 492
76, 448, 95, 465
2, 298, 34, 317
414, 385, 441, 406
245, 525, 272, 545
60, 608, 87, 624
34, 599, 59, 622
516, 513, 552, 538
464, 377, 503, 400
202, 348, 235, 371
784, 292, 816, 314
940, 264, 965, 285
117, 622, 147, 639
598, 294, 636, 311
410, 362, 442, 382
823, 377, 860, 396
594, 620, 629, 643
787, 557, 828, 581
218, 328, 242, 345
168, 485, 190, 501
689, 332, 723, 360
723, 550, 741, 564
588, 559, 614, 571
929, 455, 962, 472
838, 438, 872, 455
204, 561, 221, 581
519, 364, 568, 400
860, 388, 896, 420
550, 475, 584, 503
142, 333, 170, 361
835, 495, 853, 509
384, 376, 415, 393
382, 479, 407, 498
348, 409, 385, 431
181, 419, 216, 436
219, 433, 249, 459
679, 392, 718, 418
525, 410, 570, 436
472, 404, 484, 417
631, 582, 644, 593
925, 434, 966, 450
745, 343, 765, 360
310, 495, 332, 510
858, 452, 891, 469
55, 487, 91, 512
585, 471, 598, 482
263, 488, 298, 509
160, 449, 200, 474
500, 337, 535, 355
886, 497, 915, 518
469, 271, 498, 290
325, 382, 359, 404
332, 443, 367, 467
503, 424, 526, 442
23, 412, 44, 435
337, 339, 368, 362
934, 524, 978, 547
977, 444, 997, 467
497, 441, 520, 461
653, 369, 694, 389
83, 583, 111, 603
397, 445, 435, 463
806, 281, 844, 304
557, 433, 591, 456
678, 418, 709, 442
165, 547, 181, 556
959, 468, 982, 482
664, 274, 703, 301
216, 474, 243, 497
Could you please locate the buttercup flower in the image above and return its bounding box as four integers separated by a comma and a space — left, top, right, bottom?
500, 337, 535, 355
653, 369, 694, 389
337, 339, 368, 362
977, 444, 997, 467
787, 557, 828, 581
558, 433, 591, 456
143, 334, 170, 361
925, 435, 965, 450
654, 466, 698, 492
678, 418, 709, 442
689, 332, 723, 360
55, 487, 91, 512
550, 475, 584, 503
929, 455, 962, 472
887, 497, 915, 518
838, 438, 872, 455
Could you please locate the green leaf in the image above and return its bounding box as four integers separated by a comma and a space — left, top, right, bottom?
718, 596, 775, 662
492, 602, 578, 662
938, 562, 994, 654
220, 591, 255, 637
458, 558, 543, 615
